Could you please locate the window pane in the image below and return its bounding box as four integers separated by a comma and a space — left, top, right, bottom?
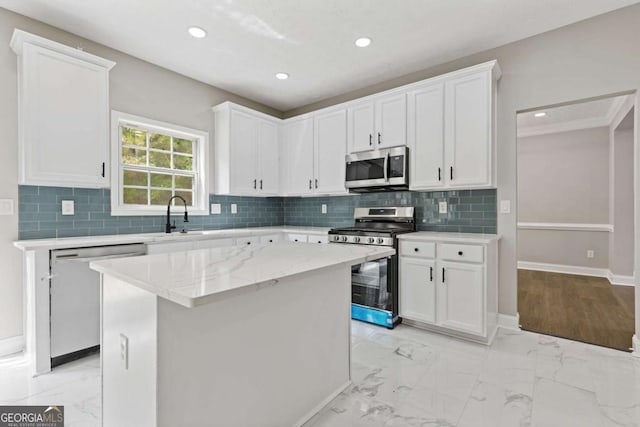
149, 151, 171, 168
150, 133, 171, 151
175, 191, 193, 206
123, 188, 148, 205
122, 147, 147, 165
174, 175, 193, 190
174, 138, 193, 155
123, 170, 148, 186
150, 173, 172, 188
173, 154, 193, 171
150, 189, 172, 206
122, 127, 147, 147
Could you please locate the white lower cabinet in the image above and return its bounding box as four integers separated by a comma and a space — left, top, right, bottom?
192, 238, 234, 250
146, 241, 194, 255
287, 233, 308, 243
260, 234, 281, 244
398, 235, 499, 344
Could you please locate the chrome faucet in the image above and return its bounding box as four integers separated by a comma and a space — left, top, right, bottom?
165, 195, 189, 233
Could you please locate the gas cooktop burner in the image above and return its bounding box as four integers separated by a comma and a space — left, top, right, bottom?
329, 207, 415, 246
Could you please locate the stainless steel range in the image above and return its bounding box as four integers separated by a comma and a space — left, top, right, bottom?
329, 207, 415, 328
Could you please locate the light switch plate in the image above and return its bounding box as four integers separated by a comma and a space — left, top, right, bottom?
500, 200, 511, 214
211, 203, 221, 214
231, 204, 237, 214
0, 199, 14, 216
321, 204, 327, 214
61, 200, 74, 215
438, 201, 447, 214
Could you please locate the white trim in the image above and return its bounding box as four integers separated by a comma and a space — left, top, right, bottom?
518, 117, 610, 138
497, 313, 521, 331
633, 335, 640, 357
292, 381, 351, 427
0, 335, 25, 357
10, 29, 115, 69
110, 110, 209, 216
518, 261, 635, 286
610, 95, 635, 131
517, 222, 613, 232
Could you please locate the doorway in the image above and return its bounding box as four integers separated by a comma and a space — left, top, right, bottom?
516, 94, 636, 351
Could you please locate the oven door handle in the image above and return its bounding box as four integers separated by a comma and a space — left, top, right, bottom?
383, 152, 390, 182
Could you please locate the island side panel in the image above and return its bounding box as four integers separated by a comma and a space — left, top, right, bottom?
102, 275, 158, 427
156, 266, 351, 427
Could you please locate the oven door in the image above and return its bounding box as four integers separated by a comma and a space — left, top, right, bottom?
351, 254, 398, 328
345, 146, 408, 190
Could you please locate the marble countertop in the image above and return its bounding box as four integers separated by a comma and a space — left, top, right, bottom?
398, 231, 501, 244
90, 242, 393, 308
13, 226, 332, 251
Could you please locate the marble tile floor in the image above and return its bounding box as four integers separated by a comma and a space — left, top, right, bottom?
1, 322, 639, 427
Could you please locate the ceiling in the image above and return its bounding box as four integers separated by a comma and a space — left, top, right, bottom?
1, 0, 638, 111
517, 95, 632, 137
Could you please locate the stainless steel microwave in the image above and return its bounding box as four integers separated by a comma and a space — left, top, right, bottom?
345, 146, 409, 192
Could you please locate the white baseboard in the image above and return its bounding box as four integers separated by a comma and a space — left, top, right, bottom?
633, 335, 640, 357
518, 261, 635, 287
497, 313, 521, 331
0, 335, 25, 357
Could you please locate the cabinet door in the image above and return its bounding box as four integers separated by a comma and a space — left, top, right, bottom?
282, 118, 314, 195
257, 119, 279, 195
375, 93, 406, 149
438, 261, 485, 336
229, 109, 259, 194
347, 101, 375, 153
407, 84, 445, 190
444, 71, 491, 187
399, 257, 436, 324
314, 109, 347, 194
21, 44, 109, 187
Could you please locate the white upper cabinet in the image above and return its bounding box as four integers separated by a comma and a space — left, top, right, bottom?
408, 61, 499, 191
11, 30, 115, 188
213, 102, 280, 196
347, 92, 407, 153
314, 109, 347, 195
281, 109, 347, 196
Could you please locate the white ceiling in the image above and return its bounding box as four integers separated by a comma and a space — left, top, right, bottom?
1, 0, 638, 111
517, 95, 632, 137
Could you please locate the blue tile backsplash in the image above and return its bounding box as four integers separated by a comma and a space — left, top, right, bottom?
18, 186, 496, 239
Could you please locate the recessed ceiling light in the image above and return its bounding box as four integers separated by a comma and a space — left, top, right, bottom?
188, 26, 207, 39
275, 72, 289, 80
534, 112, 547, 118
355, 37, 372, 48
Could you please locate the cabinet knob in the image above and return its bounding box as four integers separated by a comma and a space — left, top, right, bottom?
458, 251, 463, 256
269, 239, 273, 243
414, 247, 419, 252
247, 242, 251, 245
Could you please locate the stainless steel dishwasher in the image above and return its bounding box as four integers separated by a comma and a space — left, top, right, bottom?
50, 243, 146, 367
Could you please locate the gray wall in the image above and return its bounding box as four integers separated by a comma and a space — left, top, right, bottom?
285, 4, 640, 318
611, 126, 635, 276
0, 8, 280, 342
517, 127, 610, 269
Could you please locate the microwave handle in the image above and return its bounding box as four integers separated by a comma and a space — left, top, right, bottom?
383, 152, 390, 182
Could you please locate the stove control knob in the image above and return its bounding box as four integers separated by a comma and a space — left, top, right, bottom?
367, 237, 375, 244
377, 238, 384, 244
353, 236, 361, 243
341, 236, 348, 242
333, 235, 340, 242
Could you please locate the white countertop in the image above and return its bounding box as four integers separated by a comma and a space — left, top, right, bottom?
13, 226, 331, 251
398, 231, 501, 244
90, 242, 393, 308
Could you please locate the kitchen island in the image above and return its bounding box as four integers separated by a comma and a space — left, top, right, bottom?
90, 241, 393, 427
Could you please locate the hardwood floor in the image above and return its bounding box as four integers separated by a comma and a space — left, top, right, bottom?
518, 269, 635, 351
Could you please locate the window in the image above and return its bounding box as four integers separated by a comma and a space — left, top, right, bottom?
110, 111, 209, 216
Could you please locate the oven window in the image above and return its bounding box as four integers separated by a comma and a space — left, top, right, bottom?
351, 258, 390, 311
346, 158, 385, 181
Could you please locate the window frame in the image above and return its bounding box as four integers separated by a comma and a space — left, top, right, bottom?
110, 110, 209, 216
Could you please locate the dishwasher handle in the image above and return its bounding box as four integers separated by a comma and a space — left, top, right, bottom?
56, 252, 146, 263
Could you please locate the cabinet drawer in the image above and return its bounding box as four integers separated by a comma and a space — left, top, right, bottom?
399, 241, 436, 258
287, 234, 308, 243
236, 236, 259, 246
309, 235, 328, 244
439, 244, 483, 263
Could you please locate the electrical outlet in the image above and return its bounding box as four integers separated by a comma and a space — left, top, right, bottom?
210, 203, 221, 214
587, 250, 595, 259
439, 201, 448, 214
120, 334, 129, 370
0, 199, 14, 216
231, 204, 237, 214
61, 200, 74, 215
321, 204, 327, 214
